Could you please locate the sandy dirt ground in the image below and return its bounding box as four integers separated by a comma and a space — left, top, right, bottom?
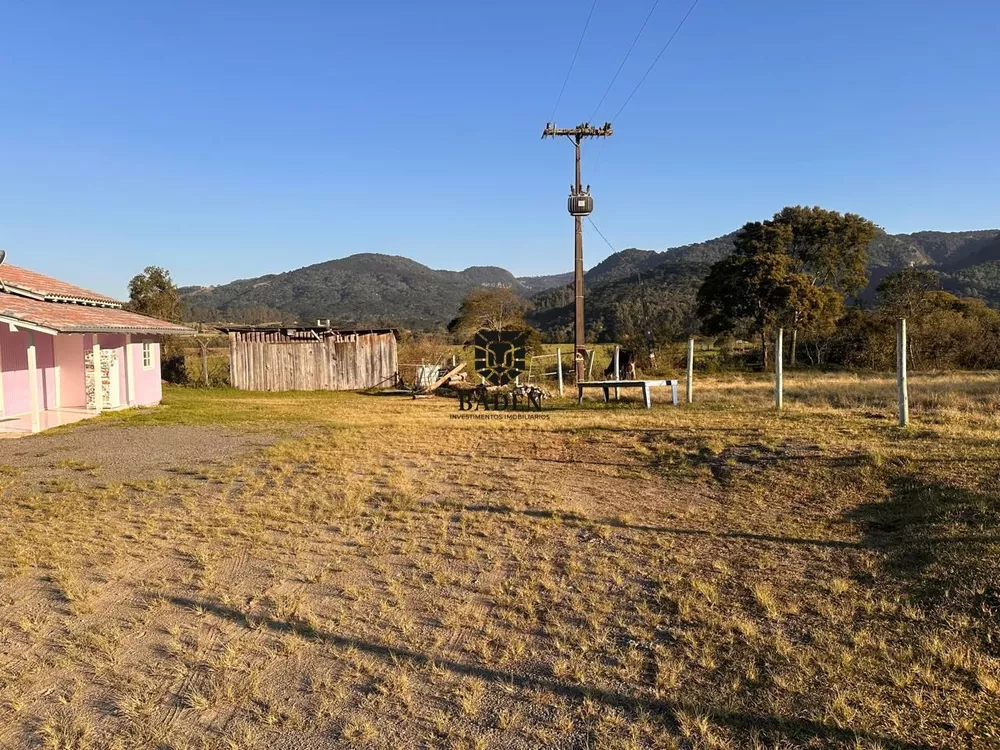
0, 384, 997, 749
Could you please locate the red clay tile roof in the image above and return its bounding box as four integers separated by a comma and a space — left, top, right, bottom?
0, 263, 121, 306
0, 294, 193, 335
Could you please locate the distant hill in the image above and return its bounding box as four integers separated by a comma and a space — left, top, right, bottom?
517, 272, 574, 293
181, 254, 531, 329
181, 228, 1000, 332
527, 228, 1000, 342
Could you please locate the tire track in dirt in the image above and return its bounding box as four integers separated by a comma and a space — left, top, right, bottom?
151, 615, 224, 738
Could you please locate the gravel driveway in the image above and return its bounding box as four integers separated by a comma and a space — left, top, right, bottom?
0, 423, 279, 490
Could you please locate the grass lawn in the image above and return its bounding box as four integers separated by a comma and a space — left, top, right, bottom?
0, 374, 998, 749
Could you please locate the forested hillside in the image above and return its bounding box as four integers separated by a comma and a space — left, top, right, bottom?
180, 228, 1000, 332
181, 255, 528, 329
527, 228, 1000, 343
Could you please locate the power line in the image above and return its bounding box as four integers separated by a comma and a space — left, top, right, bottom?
587, 216, 621, 258
586, 216, 645, 282
549, 0, 599, 123
611, 0, 702, 122
589, 0, 661, 123
587, 217, 656, 350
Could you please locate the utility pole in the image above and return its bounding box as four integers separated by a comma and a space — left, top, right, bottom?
542, 121, 613, 382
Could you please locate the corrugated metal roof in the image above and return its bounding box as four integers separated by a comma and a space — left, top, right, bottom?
0, 294, 193, 335
0, 264, 121, 306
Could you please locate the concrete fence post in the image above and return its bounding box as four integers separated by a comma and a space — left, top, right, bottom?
556, 348, 564, 397
775, 328, 784, 411
897, 318, 909, 427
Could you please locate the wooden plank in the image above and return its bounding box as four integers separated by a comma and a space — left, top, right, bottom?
253, 341, 260, 390
247, 340, 254, 390
234, 341, 241, 390
228, 334, 236, 389
419, 362, 466, 393
225, 333, 398, 393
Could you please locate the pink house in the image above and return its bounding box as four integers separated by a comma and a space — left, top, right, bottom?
0, 263, 192, 434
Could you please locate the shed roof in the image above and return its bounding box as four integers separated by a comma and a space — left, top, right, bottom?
218, 326, 397, 336
0, 294, 193, 335
0, 263, 121, 306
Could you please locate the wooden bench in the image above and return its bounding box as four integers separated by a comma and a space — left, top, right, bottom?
577, 379, 678, 409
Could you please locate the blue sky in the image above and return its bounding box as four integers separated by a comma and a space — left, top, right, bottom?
1, 1, 997, 296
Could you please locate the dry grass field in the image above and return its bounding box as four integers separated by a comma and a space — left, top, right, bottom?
0, 372, 998, 749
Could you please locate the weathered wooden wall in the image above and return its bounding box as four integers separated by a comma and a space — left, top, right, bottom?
228, 332, 398, 392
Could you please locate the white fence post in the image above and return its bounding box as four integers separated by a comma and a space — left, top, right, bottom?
897, 318, 909, 427
775, 328, 784, 411
556, 348, 564, 397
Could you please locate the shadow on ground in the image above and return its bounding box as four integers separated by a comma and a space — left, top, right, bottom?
169, 595, 933, 750
848, 474, 1000, 654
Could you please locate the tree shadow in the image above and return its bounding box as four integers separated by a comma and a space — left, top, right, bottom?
168, 595, 931, 749
847, 474, 1000, 652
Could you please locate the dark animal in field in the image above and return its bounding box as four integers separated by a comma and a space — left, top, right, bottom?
604, 350, 637, 380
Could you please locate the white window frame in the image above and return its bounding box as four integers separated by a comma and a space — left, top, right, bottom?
142, 342, 154, 370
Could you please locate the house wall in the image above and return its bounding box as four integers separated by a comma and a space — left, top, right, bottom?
54, 334, 86, 408
1, 329, 163, 416
89, 335, 161, 408
37, 336, 56, 410
0, 326, 57, 416
1, 327, 30, 416
129, 338, 162, 406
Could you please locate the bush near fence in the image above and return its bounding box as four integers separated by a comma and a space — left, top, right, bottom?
161, 335, 231, 387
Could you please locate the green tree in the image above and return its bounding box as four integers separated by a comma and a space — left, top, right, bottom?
697, 220, 849, 368
773, 206, 878, 293
772, 206, 878, 363
127, 266, 182, 322
696, 222, 801, 368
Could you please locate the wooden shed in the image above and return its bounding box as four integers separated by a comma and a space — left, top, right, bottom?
222, 326, 398, 392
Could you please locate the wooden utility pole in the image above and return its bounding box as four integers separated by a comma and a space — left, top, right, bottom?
542, 122, 613, 382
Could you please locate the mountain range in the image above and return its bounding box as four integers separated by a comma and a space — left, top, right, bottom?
180, 228, 1000, 335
